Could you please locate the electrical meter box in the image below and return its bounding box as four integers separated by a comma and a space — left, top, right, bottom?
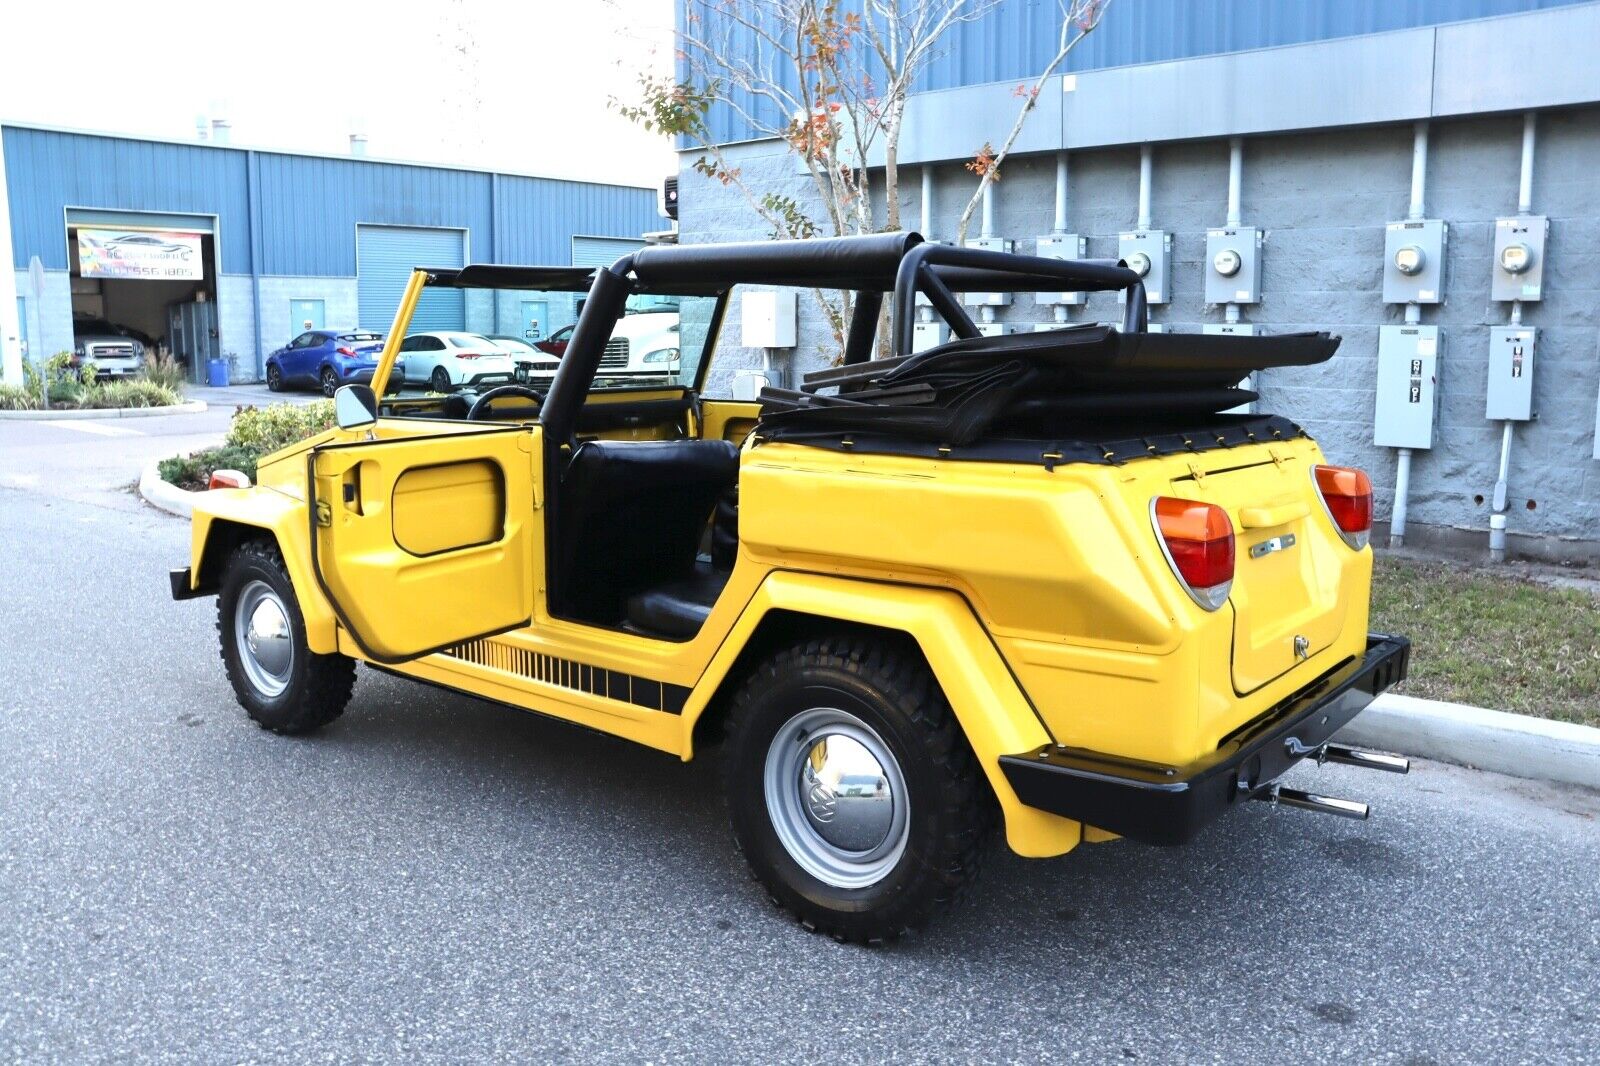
731, 369, 772, 402
912, 320, 949, 353
1118, 230, 1171, 304
1205, 323, 1258, 413
1486, 326, 1536, 421
740, 290, 797, 348
975, 322, 1010, 338
1383, 219, 1447, 304
1204, 227, 1263, 305
1492, 216, 1548, 303
1374, 324, 1442, 449
961, 237, 1014, 307
1035, 234, 1088, 306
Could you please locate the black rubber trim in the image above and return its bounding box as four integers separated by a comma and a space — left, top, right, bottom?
168, 567, 209, 600
999, 634, 1411, 847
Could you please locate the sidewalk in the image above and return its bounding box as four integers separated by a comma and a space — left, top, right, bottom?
188, 383, 326, 409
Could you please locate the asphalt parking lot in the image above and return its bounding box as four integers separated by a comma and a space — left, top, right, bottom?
2, 423, 1598, 1062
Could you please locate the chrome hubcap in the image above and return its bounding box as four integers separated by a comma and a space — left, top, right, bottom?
764, 707, 908, 889
235, 580, 292, 697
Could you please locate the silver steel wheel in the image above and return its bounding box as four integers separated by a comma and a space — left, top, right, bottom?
234, 580, 293, 698
763, 707, 909, 890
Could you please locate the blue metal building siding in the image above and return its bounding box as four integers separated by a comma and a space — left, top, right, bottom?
3, 126, 251, 272
254, 154, 493, 276
682, 0, 1592, 146
6, 127, 656, 275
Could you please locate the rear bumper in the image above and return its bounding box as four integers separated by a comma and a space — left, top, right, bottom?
999, 634, 1411, 846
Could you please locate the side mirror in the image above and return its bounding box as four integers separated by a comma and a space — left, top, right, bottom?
334, 383, 378, 430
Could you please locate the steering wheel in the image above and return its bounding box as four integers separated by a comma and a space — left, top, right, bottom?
467, 384, 544, 421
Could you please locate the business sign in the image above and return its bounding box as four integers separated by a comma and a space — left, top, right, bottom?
77, 229, 204, 280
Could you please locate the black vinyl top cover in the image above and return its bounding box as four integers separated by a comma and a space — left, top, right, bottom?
756, 324, 1340, 460
629, 232, 924, 292
425, 265, 599, 291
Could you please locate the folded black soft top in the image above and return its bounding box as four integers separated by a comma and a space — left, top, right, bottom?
757, 325, 1340, 452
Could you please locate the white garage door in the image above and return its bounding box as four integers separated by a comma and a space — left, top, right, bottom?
357, 225, 466, 332
571, 235, 645, 269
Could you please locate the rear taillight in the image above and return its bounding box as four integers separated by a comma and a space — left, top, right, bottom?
1314, 465, 1373, 550
208, 469, 252, 490
1152, 496, 1235, 610
337, 346, 356, 356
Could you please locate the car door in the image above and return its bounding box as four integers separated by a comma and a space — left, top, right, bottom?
282, 332, 318, 383
310, 425, 541, 661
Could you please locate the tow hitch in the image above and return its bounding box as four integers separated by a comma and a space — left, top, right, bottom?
1249, 740, 1411, 822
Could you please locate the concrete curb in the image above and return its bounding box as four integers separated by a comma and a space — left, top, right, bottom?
138, 460, 197, 518
1339, 693, 1600, 790
0, 400, 207, 420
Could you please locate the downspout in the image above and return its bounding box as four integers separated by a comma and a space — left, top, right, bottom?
1137, 144, 1152, 230
1489, 112, 1537, 564
247, 149, 264, 382
1391, 122, 1429, 549
1054, 151, 1070, 324
918, 167, 935, 327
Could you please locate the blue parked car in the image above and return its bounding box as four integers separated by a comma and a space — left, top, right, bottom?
265, 329, 386, 396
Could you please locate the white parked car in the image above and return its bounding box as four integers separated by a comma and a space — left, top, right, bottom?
486, 335, 561, 383
395, 332, 517, 391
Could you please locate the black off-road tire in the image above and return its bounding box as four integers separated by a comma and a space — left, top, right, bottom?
217, 539, 355, 735
723, 633, 992, 944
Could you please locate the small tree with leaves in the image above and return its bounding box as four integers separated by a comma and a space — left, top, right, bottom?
614, 0, 997, 356
955, 0, 1112, 243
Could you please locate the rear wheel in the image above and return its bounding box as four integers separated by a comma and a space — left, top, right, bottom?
217, 539, 354, 734
430, 366, 451, 392
723, 633, 992, 943
265, 363, 282, 392
320, 366, 339, 397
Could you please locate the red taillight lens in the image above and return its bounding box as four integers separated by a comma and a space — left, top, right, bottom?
1153, 496, 1234, 610
1314, 465, 1373, 548
337, 346, 356, 356
208, 469, 252, 491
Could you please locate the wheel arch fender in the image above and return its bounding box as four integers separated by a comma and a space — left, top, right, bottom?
187, 492, 338, 653
683, 571, 1082, 858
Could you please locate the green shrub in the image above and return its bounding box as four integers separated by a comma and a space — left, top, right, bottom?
226, 400, 337, 455
77, 380, 181, 409
140, 351, 188, 393
0, 384, 39, 411
158, 444, 261, 491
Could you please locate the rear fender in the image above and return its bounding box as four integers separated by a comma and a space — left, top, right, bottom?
187, 489, 337, 653
684, 571, 1083, 858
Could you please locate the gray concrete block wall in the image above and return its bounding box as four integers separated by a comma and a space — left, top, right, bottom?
14, 269, 73, 361
678, 105, 1600, 557
253, 276, 359, 358
217, 275, 259, 382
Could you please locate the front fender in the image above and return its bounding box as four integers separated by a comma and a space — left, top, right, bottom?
187, 488, 338, 654
684, 571, 1083, 859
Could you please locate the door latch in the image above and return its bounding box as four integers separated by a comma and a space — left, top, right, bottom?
314, 500, 332, 528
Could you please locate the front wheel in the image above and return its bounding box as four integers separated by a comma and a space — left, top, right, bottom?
265, 363, 282, 392
217, 539, 355, 734
723, 633, 993, 943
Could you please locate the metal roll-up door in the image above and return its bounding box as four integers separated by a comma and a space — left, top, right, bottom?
357, 225, 466, 332
571, 235, 644, 270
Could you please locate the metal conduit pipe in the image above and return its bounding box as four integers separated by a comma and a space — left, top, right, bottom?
1053, 152, 1070, 234
1490, 112, 1538, 564
1224, 138, 1243, 326
1137, 144, 1153, 230
981, 180, 996, 241
1391, 123, 1430, 548
918, 167, 936, 325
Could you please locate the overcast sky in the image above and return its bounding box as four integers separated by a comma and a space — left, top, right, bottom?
0, 0, 678, 188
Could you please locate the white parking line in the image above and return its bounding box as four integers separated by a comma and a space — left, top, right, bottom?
37, 420, 146, 437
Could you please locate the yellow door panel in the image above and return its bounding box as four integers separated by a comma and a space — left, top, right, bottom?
701, 399, 762, 445
391, 460, 505, 556
312, 428, 538, 662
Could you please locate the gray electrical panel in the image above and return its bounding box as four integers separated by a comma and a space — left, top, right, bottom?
1035, 234, 1088, 306
1374, 324, 1442, 449
1492, 216, 1549, 303
912, 321, 948, 353
962, 237, 1014, 306
1204, 228, 1263, 305
1382, 219, 1447, 305
1205, 323, 1258, 413
1486, 326, 1536, 421
1118, 230, 1171, 305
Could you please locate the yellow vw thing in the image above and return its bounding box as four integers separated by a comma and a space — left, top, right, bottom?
171, 234, 1411, 942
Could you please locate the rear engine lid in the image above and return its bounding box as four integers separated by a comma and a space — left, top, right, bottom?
1170, 451, 1350, 694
